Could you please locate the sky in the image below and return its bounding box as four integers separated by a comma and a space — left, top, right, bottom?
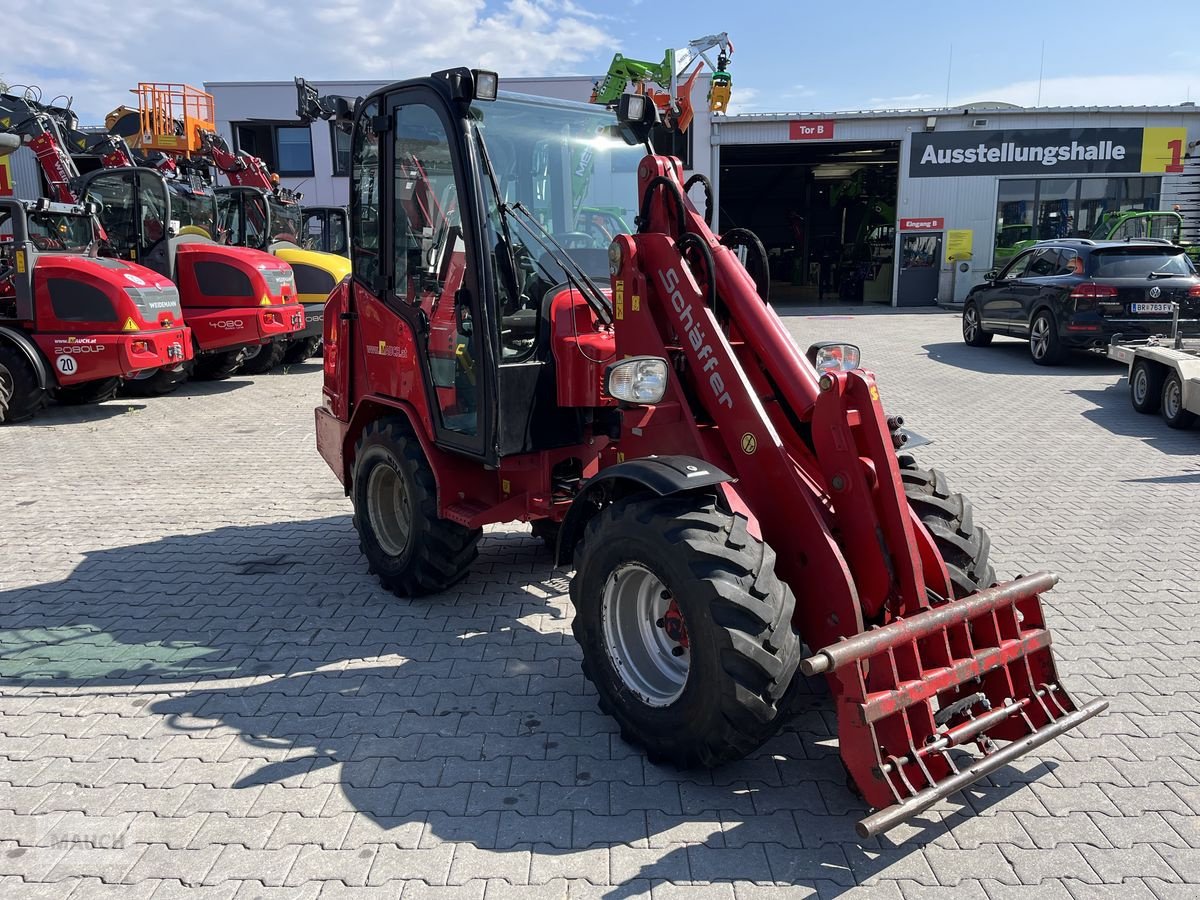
4, 0, 1200, 123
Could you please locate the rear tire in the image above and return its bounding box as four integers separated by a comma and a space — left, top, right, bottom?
1130, 360, 1164, 414
239, 340, 286, 375
192, 349, 244, 381
0, 345, 47, 424
899, 460, 997, 598
571, 493, 802, 768
1029, 309, 1065, 366
121, 366, 186, 397
352, 418, 481, 596
283, 336, 321, 365
962, 302, 993, 347
1161, 372, 1197, 430
55, 377, 120, 406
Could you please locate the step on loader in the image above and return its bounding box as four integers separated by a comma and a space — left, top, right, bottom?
313, 68, 1107, 837
0, 193, 191, 423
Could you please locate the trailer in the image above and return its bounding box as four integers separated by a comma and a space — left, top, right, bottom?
1108, 304, 1200, 429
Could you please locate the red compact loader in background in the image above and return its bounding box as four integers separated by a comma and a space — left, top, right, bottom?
314, 68, 1106, 838
0, 188, 192, 423
1, 89, 306, 389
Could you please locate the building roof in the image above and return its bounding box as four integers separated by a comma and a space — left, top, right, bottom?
723, 102, 1200, 122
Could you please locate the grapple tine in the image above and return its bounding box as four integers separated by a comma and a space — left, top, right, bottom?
802, 572, 1107, 838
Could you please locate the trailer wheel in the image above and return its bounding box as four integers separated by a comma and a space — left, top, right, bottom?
961, 302, 993, 347
1161, 372, 1197, 430
352, 419, 481, 597
572, 493, 801, 768
899, 460, 997, 598
0, 344, 47, 424
239, 340, 286, 375
193, 349, 244, 381
1130, 360, 1164, 414
55, 377, 120, 406
122, 366, 187, 397
283, 336, 321, 365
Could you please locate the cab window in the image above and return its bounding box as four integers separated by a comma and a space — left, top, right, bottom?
350, 99, 381, 285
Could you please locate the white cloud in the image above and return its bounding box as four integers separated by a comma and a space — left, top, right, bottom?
5, 0, 613, 121
953, 73, 1200, 108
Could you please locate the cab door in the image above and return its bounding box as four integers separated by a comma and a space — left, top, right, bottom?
80, 169, 173, 281
381, 88, 496, 463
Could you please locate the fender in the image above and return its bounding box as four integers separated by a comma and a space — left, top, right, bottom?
0, 326, 51, 390
555, 455, 732, 567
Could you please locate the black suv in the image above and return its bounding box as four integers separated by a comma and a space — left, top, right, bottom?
962, 239, 1200, 365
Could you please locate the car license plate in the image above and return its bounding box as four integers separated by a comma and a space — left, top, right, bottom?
1131, 302, 1174, 314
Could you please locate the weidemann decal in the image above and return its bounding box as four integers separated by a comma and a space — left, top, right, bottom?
910, 128, 1145, 178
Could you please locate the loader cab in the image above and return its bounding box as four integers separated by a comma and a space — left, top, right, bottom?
345, 71, 640, 462
79, 168, 217, 281
1, 198, 103, 321
300, 205, 349, 256
216, 186, 304, 251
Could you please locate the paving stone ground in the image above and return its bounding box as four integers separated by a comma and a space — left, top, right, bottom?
0, 306, 1197, 899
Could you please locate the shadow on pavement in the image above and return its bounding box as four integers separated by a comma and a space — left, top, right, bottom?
923, 340, 1119, 376
29, 401, 148, 425
0, 517, 1039, 894
1073, 382, 1199, 453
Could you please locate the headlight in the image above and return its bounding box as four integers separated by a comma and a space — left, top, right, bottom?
807, 341, 861, 373
606, 356, 668, 404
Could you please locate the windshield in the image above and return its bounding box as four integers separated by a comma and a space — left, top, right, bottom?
471, 94, 641, 276
1089, 249, 1196, 278
268, 196, 302, 244
167, 182, 217, 241
20, 210, 95, 253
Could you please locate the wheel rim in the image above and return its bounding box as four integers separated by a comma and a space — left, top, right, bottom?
1165, 379, 1182, 419
1031, 316, 1049, 359
600, 563, 689, 707
963, 307, 979, 341
366, 463, 413, 558
1132, 367, 1149, 405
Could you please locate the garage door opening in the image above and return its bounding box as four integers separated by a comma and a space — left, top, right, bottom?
718, 141, 900, 306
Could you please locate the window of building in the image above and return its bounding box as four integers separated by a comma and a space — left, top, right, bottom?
993, 175, 1163, 267
275, 127, 314, 176
232, 123, 315, 177
331, 123, 352, 177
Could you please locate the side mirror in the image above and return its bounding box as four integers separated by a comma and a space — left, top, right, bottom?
806, 341, 861, 372
985, 270, 998, 281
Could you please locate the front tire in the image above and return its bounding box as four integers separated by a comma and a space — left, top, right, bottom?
283, 336, 321, 365
192, 349, 244, 381
1161, 372, 1197, 430
121, 366, 186, 397
1130, 360, 1164, 414
900, 460, 997, 598
1029, 309, 1065, 366
571, 493, 801, 768
0, 345, 47, 424
239, 340, 286, 375
352, 419, 481, 596
55, 377, 120, 406
962, 302, 993, 347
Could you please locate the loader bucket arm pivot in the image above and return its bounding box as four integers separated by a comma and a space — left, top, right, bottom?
617, 152, 1106, 837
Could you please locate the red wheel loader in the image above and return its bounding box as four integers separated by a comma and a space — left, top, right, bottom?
314, 69, 1106, 838
1, 90, 306, 387
0, 191, 191, 423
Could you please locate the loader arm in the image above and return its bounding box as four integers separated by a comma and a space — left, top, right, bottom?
0, 92, 84, 202
610, 152, 1106, 837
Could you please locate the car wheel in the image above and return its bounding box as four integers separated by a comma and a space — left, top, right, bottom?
1029, 310, 1065, 366
1161, 372, 1197, 429
961, 303, 993, 347
1130, 360, 1164, 414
